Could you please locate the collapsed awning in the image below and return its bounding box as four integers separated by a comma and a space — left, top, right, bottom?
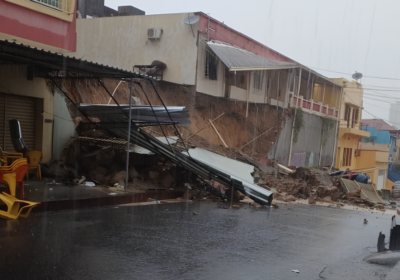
76, 104, 273, 205
77, 104, 191, 126
207, 41, 298, 72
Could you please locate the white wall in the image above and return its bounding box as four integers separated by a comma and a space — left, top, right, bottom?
52, 88, 76, 159
70, 13, 199, 85
196, 39, 225, 97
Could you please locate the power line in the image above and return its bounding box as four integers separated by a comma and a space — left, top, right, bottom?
309, 66, 400, 81
344, 92, 400, 127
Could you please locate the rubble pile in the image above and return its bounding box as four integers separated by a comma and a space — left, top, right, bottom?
45, 137, 181, 192
257, 167, 386, 210
257, 167, 342, 203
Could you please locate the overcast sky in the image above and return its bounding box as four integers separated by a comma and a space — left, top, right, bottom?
106, 0, 400, 124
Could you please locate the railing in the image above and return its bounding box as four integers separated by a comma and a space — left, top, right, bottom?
31, 0, 73, 13
290, 95, 339, 120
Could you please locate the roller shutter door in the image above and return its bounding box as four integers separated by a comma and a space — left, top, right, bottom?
0, 94, 4, 150
0, 93, 36, 153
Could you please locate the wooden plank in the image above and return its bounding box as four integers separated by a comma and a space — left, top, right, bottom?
185, 112, 225, 141
209, 119, 228, 148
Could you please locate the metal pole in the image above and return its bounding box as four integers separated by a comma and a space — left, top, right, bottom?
288, 68, 302, 166
330, 86, 343, 172
125, 78, 133, 193
230, 180, 234, 208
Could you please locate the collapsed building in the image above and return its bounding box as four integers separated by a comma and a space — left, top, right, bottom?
0, 0, 344, 206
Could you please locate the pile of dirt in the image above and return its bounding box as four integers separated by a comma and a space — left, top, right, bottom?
256, 166, 386, 210
258, 167, 346, 204
61, 78, 286, 162
46, 137, 181, 192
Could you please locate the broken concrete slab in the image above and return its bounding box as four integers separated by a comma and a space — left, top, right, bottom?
363, 251, 400, 266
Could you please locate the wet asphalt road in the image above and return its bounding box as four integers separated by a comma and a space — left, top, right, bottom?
0, 201, 394, 280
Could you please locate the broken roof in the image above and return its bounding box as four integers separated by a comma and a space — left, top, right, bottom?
0, 40, 138, 79
77, 104, 191, 126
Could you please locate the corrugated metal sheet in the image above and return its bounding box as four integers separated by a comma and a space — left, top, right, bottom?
77, 104, 191, 126
2, 94, 36, 152
207, 41, 298, 71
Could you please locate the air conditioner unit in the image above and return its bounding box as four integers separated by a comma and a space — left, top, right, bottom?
148, 28, 163, 39
389, 157, 394, 163
355, 149, 361, 156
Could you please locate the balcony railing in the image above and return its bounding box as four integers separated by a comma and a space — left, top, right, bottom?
291, 95, 339, 119
31, 0, 72, 13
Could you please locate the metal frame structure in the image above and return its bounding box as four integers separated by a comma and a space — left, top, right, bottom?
0, 39, 273, 205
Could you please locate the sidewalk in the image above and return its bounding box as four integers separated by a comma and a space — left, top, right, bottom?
0, 180, 184, 213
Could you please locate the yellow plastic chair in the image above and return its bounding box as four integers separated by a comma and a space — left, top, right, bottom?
25, 151, 42, 180
0, 158, 27, 171
1, 192, 40, 219
0, 192, 20, 220
3, 173, 16, 197
0, 147, 23, 166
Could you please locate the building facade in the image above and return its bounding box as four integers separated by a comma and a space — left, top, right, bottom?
0, 0, 78, 162
333, 78, 369, 171
69, 11, 342, 167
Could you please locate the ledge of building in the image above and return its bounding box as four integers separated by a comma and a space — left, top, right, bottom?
339, 127, 370, 139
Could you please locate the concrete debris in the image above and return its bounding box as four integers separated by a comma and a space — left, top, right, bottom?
308, 195, 316, 205
114, 183, 124, 189
225, 188, 245, 201
364, 251, 400, 266
85, 182, 95, 187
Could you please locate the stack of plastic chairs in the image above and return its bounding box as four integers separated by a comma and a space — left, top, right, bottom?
0, 158, 39, 219
0, 147, 23, 166
0, 158, 29, 198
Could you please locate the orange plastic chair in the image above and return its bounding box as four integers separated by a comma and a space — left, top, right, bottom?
0, 164, 30, 199
0, 192, 40, 220
25, 151, 42, 180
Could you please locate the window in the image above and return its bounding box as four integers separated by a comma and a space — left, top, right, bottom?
344, 105, 351, 121
205, 50, 218, 80
6, 0, 75, 21
253, 71, 264, 90
342, 148, 352, 167
32, 0, 61, 10
354, 108, 359, 125
345, 105, 360, 128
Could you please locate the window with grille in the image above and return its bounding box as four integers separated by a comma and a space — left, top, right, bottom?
345, 105, 360, 128
205, 50, 218, 80
31, 0, 73, 14
253, 71, 264, 90
342, 148, 352, 167
354, 108, 359, 125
